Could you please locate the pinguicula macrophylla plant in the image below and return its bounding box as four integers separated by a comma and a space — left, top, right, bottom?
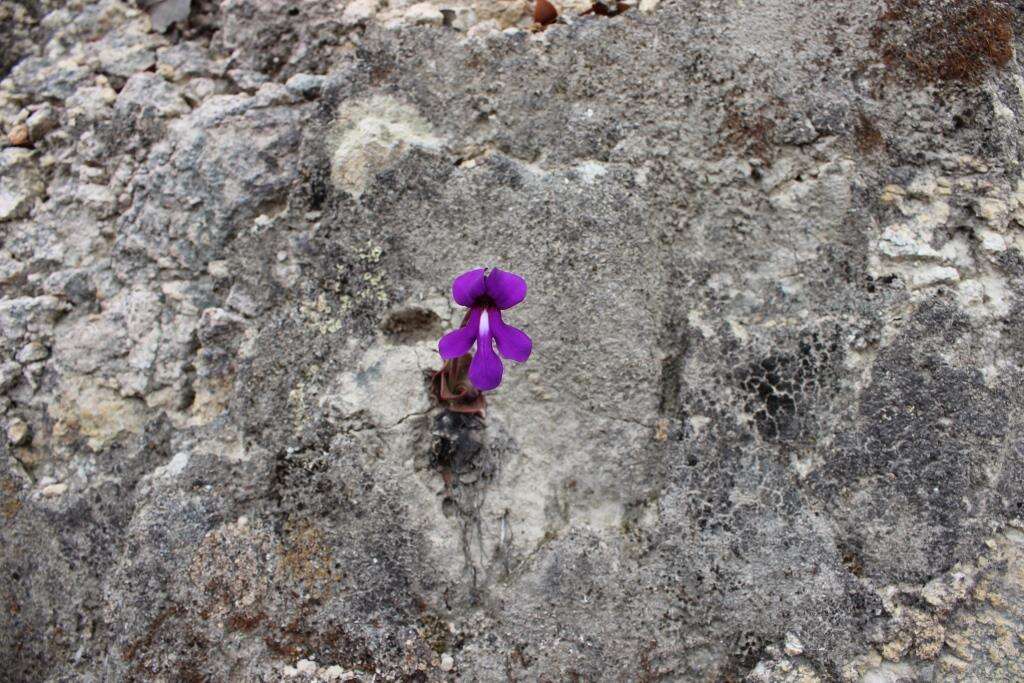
437, 268, 533, 392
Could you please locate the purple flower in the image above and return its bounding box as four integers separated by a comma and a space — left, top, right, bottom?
437, 268, 533, 391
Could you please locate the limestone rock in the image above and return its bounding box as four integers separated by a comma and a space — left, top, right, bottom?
3, 0, 1024, 681
0, 149, 44, 222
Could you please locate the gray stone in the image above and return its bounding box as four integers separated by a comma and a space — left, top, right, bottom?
0, 361, 20, 392
114, 72, 190, 119
42, 269, 97, 306
6, 416, 29, 445
5, 56, 91, 100
90, 24, 163, 78
139, 0, 191, 33
284, 73, 326, 98
156, 42, 222, 81
0, 148, 43, 222
15, 341, 49, 364
25, 106, 57, 141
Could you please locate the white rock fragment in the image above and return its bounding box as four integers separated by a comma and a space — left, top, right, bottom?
877, 222, 943, 260
322, 665, 346, 680
6, 417, 30, 445
207, 260, 231, 278
140, 0, 192, 33
783, 632, 803, 656
405, 2, 444, 25
440, 653, 455, 671
909, 265, 959, 289
154, 451, 190, 478
956, 276, 1012, 319
329, 95, 443, 197
296, 658, 317, 674
41, 482, 68, 497
575, 160, 607, 183
977, 228, 1007, 254
342, 0, 380, 26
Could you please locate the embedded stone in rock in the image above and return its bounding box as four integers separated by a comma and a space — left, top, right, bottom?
6, 417, 29, 446
0, 149, 44, 222
114, 72, 190, 119
342, 0, 381, 27
138, 0, 192, 33
328, 95, 443, 197
7, 124, 30, 147
320, 344, 435, 428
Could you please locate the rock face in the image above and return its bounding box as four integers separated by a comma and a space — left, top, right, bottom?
2, 0, 1024, 680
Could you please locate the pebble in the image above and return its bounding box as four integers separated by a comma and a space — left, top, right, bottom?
285, 73, 326, 98
440, 653, 455, 671
16, 341, 49, 363
26, 106, 56, 140
342, 0, 379, 26
207, 260, 230, 279
42, 482, 68, 497
405, 2, 444, 25
296, 659, 317, 674
6, 417, 30, 445
8, 124, 30, 147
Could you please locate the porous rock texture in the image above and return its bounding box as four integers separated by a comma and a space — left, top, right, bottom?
2, 0, 1024, 680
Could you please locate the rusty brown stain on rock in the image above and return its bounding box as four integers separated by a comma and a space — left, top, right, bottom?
873, 0, 1015, 83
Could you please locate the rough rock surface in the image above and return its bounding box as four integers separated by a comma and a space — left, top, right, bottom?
2, 0, 1024, 681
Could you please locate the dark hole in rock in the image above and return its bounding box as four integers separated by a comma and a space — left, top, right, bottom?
380, 306, 444, 344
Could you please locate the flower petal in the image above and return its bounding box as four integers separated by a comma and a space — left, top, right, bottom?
452, 268, 487, 307
484, 268, 527, 309
490, 308, 532, 362
468, 310, 503, 390
438, 307, 481, 359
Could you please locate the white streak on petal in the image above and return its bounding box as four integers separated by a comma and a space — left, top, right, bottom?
478, 308, 490, 337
